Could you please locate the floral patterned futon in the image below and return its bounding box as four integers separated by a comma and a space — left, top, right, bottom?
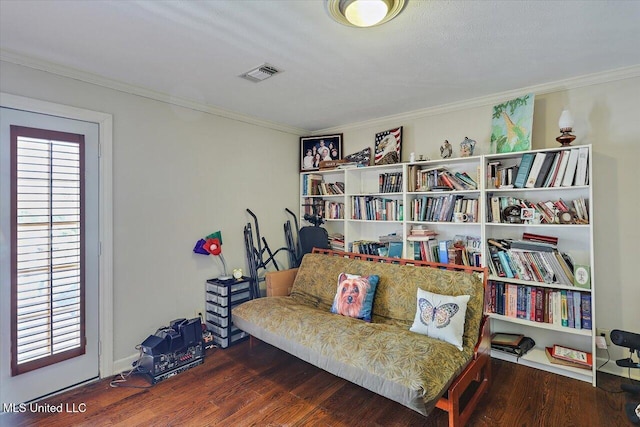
232, 253, 485, 416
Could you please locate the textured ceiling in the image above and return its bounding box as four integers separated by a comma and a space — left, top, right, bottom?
1, 1, 640, 132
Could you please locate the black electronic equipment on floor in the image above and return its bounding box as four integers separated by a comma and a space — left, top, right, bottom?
139, 317, 204, 384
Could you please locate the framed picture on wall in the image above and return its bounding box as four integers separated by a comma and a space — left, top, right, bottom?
300, 134, 343, 171
374, 127, 402, 165
490, 93, 535, 153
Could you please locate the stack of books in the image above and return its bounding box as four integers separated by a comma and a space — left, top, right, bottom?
406, 225, 437, 241
545, 344, 592, 370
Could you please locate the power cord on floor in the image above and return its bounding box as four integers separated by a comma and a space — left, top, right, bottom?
109, 345, 153, 389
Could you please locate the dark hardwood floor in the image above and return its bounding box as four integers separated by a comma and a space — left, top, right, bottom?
1, 340, 636, 426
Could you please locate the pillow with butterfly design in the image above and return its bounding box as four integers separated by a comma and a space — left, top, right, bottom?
409, 288, 470, 351
330, 273, 379, 322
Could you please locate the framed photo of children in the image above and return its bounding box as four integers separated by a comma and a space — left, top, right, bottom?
300, 134, 343, 171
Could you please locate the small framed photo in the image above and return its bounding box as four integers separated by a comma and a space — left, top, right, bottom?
300, 134, 342, 171
521, 208, 535, 222
374, 127, 402, 165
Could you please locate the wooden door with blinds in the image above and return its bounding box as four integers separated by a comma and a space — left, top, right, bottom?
10, 125, 86, 376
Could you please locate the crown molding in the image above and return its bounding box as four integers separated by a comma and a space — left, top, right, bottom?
313, 64, 640, 135
0, 49, 307, 136
3, 49, 638, 137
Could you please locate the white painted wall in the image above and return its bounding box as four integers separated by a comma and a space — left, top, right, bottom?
0, 60, 300, 368
333, 74, 640, 379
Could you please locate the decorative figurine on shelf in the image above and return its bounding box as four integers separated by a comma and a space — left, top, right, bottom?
440, 140, 452, 159
459, 137, 476, 157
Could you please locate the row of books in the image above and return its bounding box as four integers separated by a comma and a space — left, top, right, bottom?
408, 166, 478, 192
488, 146, 589, 190
487, 195, 589, 224
486, 238, 580, 287
487, 162, 517, 189
408, 235, 482, 267
485, 282, 592, 330
301, 173, 324, 196
410, 194, 479, 223
302, 198, 345, 220
349, 239, 403, 257
318, 181, 345, 195
378, 172, 403, 193
351, 196, 403, 221
301, 176, 346, 196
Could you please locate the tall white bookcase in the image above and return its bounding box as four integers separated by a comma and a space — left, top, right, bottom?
299, 145, 595, 385
482, 145, 595, 385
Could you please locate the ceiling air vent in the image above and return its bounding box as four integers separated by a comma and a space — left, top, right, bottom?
239, 63, 282, 83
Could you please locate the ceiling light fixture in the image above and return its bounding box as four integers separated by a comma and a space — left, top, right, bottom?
327, 0, 406, 28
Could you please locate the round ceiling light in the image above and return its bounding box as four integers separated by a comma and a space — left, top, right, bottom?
327, 0, 406, 28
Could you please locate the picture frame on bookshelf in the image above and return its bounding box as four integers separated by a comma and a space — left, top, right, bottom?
374, 127, 402, 165
300, 134, 343, 171
490, 93, 535, 154
521, 207, 535, 223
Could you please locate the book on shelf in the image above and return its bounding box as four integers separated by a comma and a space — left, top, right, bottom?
490, 195, 501, 223
552, 150, 571, 187
454, 171, 478, 189
410, 194, 478, 223
550, 344, 593, 368
379, 172, 403, 193
491, 333, 524, 346
438, 240, 451, 264
524, 152, 547, 188
574, 146, 589, 186
350, 240, 385, 255
522, 232, 559, 245
561, 148, 580, 186
542, 151, 561, 187
387, 241, 403, 258
544, 347, 591, 370
513, 153, 535, 188
302, 173, 324, 195
319, 181, 345, 195
533, 152, 557, 188
413, 166, 477, 192
486, 195, 589, 225
580, 293, 592, 329
487, 238, 574, 285
351, 196, 403, 221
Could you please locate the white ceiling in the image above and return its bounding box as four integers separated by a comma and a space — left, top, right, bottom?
1, 1, 640, 133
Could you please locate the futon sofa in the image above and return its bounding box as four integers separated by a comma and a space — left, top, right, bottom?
232, 249, 491, 426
